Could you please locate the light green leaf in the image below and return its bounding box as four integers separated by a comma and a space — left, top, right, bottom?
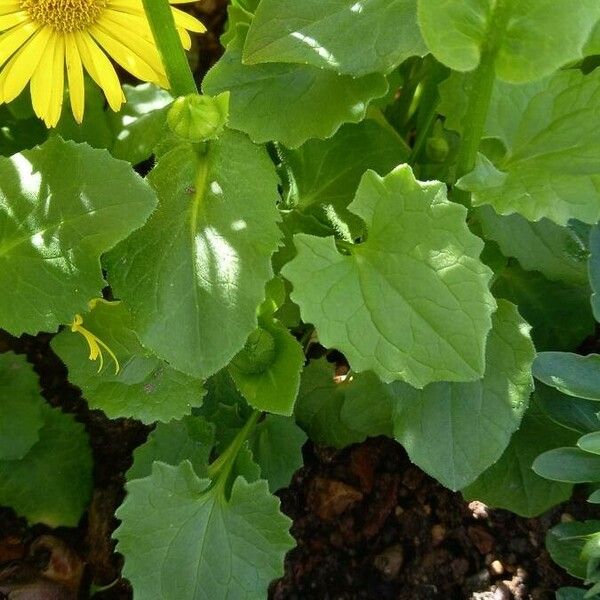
492, 264, 594, 351
547, 521, 600, 579
243, 0, 426, 76
534, 353, 600, 402
417, 0, 600, 82
229, 322, 304, 416
127, 416, 215, 481
393, 300, 535, 491
533, 448, 600, 483
250, 415, 307, 492
476, 206, 588, 285
281, 118, 409, 211
295, 359, 393, 448
458, 70, 600, 225
282, 164, 496, 387
439, 73, 549, 148
0, 404, 93, 527
108, 84, 172, 165
115, 462, 294, 600
585, 20, 600, 56
203, 24, 387, 148
462, 402, 576, 517
106, 130, 281, 380
0, 137, 157, 335
0, 352, 44, 460
51, 300, 205, 424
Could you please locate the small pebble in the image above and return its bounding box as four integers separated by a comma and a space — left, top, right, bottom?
560, 513, 575, 523
469, 501, 490, 519
493, 582, 511, 600
489, 560, 504, 576
431, 524, 446, 545
373, 544, 404, 580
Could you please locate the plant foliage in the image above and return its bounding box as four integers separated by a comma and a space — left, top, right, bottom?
2, 0, 600, 597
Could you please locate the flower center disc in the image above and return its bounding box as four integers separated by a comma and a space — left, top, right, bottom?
21, 0, 107, 32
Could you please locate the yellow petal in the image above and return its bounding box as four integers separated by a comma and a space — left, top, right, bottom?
30, 30, 57, 126
0, 3, 23, 17
47, 34, 65, 127
65, 33, 85, 123
1, 26, 51, 103
171, 7, 206, 33
75, 31, 123, 112
0, 20, 40, 68
97, 12, 165, 74
89, 24, 160, 83
0, 11, 29, 32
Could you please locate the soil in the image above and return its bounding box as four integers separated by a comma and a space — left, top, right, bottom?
0, 329, 594, 600
0, 2, 598, 598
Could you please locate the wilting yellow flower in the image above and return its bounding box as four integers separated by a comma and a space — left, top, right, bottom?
0, 0, 205, 127
71, 312, 121, 375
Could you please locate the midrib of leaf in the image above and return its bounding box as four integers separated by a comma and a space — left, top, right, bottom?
0, 203, 117, 258
188, 149, 212, 318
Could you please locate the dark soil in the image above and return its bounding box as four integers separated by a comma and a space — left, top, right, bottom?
0, 329, 594, 600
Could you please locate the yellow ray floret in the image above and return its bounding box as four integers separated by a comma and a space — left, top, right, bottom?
0, 0, 205, 127
71, 313, 120, 375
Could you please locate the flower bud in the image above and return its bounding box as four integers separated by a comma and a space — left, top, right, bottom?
231, 327, 277, 375
167, 92, 229, 142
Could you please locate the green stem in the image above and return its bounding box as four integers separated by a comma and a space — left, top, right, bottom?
142, 0, 198, 96
453, 0, 510, 204
208, 411, 261, 482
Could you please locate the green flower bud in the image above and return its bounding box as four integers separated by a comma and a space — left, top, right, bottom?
167, 92, 229, 143
425, 135, 450, 163
231, 327, 276, 375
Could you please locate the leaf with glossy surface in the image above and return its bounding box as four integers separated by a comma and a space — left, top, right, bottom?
249, 415, 307, 492
418, 0, 600, 82
589, 225, 600, 321
393, 300, 535, 491
579, 432, 600, 456
203, 25, 387, 148
0, 137, 157, 335
106, 131, 281, 380
127, 416, 215, 481
459, 70, 600, 225
534, 353, 600, 402
462, 403, 576, 517
51, 301, 205, 423
115, 462, 294, 600
0, 405, 93, 526
282, 165, 496, 387
547, 521, 600, 579
537, 383, 600, 435
533, 448, 600, 483
244, 0, 426, 76
0, 352, 44, 460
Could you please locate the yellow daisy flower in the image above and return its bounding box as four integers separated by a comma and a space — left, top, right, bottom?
0, 0, 205, 127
